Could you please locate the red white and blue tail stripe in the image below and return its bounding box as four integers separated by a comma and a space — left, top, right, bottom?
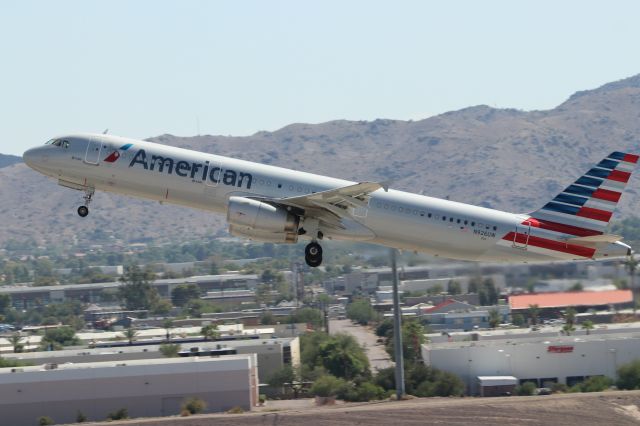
529, 151, 639, 235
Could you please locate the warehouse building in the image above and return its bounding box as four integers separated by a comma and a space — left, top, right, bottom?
423, 329, 640, 395
0, 355, 258, 426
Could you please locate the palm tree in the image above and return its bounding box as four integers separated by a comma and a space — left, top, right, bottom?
8, 332, 23, 353
564, 307, 576, 328
625, 256, 638, 314
201, 324, 220, 341
562, 323, 575, 336
163, 319, 174, 342
581, 320, 595, 335
528, 304, 540, 326
122, 327, 138, 345
488, 309, 501, 329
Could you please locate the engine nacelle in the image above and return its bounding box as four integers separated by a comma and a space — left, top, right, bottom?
227, 196, 299, 243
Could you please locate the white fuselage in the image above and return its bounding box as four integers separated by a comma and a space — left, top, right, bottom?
22, 133, 630, 262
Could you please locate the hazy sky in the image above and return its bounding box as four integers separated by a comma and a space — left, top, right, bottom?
2, 1, 640, 156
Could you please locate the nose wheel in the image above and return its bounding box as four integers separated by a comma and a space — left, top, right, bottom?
77, 206, 89, 217
77, 188, 94, 218
305, 242, 323, 267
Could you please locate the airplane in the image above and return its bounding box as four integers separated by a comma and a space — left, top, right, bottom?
23, 134, 637, 267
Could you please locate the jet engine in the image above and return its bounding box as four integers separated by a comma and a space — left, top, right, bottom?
226, 196, 299, 243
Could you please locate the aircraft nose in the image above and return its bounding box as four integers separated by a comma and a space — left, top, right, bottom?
22, 147, 38, 168
22, 147, 45, 170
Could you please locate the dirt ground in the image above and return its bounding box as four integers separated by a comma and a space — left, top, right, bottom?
78, 390, 640, 426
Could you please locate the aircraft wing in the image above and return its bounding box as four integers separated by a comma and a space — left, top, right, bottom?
257, 181, 388, 229
566, 234, 623, 244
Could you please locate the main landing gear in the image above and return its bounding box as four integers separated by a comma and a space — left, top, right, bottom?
305, 241, 323, 268
77, 188, 94, 218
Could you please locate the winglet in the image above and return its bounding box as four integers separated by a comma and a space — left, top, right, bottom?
381, 181, 391, 192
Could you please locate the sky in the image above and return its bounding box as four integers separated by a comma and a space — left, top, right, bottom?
2, 1, 640, 156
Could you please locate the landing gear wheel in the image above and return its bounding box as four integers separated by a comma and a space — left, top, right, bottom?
305, 242, 323, 267
77, 206, 89, 217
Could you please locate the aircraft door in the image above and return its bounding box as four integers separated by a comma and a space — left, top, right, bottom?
84, 137, 102, 165
513, 220, 531, 249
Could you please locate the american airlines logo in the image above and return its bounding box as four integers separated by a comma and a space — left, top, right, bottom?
104, 143, 133, 163
128, 149, 253, 189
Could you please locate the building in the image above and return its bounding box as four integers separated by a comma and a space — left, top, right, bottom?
2, 337, 299, 383
0, 273, 259, 308
423, 327, 640, 395
0, 355, 258, 426
508, 289, 633, 320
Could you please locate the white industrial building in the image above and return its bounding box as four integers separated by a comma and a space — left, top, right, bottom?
423, 329, 640, 395
0, 355, 258, 426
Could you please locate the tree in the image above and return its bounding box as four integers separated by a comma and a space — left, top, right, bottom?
375, 318, 394, 338
467, 276, 482, 294
0, 293, 10, 315
626, 256, 639, 314
150, 299, 172, 316
528, 304, 540, 326
8, 332, 23, 353
569, 282, 583, 292
572, 375, 612, 392
201, 324, 219, 341
488, 309, 501, 329
386, 319, 426, 363
447, 280, 461, 295
562, 323, 576, 336
346, 298, 377, 325
617, 359, 640, 390
255, 283, 271, 306
479, 278, 498, 305
290, 307, 323, 328
122, 327, 138, 345
171, 284, 201, 307
564, 307, 577, 328
512, 313, 525, 327
581, 320, 594, 335
118, 265, 159, 310
266, 365, 296, 392
317, 333, 370, 380
260, 310, 276, 325
163, 319, 174, 341
40, 327, 79, 350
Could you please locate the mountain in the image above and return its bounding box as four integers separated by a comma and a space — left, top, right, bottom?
0, 154, 21, 169
3, 74, 640, 247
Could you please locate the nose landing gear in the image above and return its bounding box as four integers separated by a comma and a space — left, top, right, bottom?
77, 188, 94, 218
305, 241, 323, 267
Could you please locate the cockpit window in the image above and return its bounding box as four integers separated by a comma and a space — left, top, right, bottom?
46, 139, 69, 148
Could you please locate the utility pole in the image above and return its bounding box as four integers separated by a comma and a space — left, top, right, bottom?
391, 248, 405, 399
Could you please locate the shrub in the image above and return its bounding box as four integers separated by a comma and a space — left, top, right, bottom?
514, 381, 536, 396
550, 383, 569, 393
159, 343, 181, 358
38, 416, 54, 426
576, 376, 613, 393
617, 359, 640, 390
181, 397, 207, 415
107, 408, 128, 420
341, 381, 386, 402
226, 406, 244, 414
76, 410, 87, 422
310, 375, 348, 397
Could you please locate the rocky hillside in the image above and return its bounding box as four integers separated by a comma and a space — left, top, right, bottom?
3, 74, 640, 247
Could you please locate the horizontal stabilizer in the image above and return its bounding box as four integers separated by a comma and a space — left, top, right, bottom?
566, 234, 623, 244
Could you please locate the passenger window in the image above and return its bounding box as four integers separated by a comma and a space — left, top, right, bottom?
457, 219, 461, 224
471, 222, 475, 226
428, 213, 432, 218
493, 226, 497, 231
464, 220, 468, 225
442, 216, 447, 221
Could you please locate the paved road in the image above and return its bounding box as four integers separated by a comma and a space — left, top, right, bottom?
329, 319, 393, 373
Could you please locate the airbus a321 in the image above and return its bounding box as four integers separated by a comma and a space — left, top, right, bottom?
23, 134, 637, 267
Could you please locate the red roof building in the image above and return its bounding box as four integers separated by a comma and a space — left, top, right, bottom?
509, 289, 633, 311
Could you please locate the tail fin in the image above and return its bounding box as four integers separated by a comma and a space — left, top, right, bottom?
529, 151, 639, 235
